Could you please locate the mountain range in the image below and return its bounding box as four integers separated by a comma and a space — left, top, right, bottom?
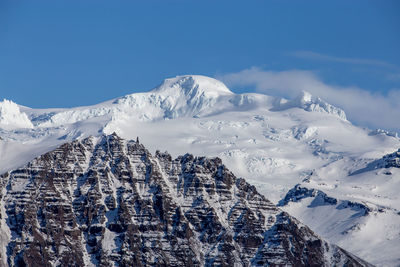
0, 133, 372, 266
0, 75, 399, 266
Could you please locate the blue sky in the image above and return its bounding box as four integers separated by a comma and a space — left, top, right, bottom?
0, 0, 399, 129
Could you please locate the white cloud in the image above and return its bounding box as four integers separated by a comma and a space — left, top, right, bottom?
218, 67, 400, 132
387, 72, 400, 81
291, 51, 399, 69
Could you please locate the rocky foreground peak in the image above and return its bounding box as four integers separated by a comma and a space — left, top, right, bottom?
0, 134, 371, 266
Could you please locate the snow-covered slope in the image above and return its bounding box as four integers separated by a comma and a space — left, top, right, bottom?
279, 182, 400, 267
0, 75, 399, 265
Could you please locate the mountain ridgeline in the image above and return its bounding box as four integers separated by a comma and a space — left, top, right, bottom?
0, 134, 371, 266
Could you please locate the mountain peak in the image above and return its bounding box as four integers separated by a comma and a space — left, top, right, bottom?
110, 75, 235, 120
295, 90, 313, 104
150, 75, 234, 97
0, 99, 33, 130
273, 91, 347, 120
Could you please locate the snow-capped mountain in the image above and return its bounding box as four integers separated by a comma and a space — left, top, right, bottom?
0, 134, 371, 266
1, 75, 399, 265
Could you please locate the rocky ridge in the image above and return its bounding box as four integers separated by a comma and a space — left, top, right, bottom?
278, 184, 371, 214
350, 148, 400, 176
0, 134, 371, 266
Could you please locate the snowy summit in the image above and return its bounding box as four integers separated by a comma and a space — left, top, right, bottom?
150, 75, 234, 97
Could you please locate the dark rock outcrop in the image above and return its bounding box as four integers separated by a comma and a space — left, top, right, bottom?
278, 184, 371, 217
351, 148, 400, 176
383, 149, 400, 168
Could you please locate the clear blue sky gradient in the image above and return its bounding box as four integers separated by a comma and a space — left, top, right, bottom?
0, 0, 399, 108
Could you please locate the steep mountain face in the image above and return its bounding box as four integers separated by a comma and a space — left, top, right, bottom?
0, 134, 371, 267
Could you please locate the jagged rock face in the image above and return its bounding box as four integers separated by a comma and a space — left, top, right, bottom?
0, 134, 371, 267
278, 184, 371, 216
383, 149, 400, 168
